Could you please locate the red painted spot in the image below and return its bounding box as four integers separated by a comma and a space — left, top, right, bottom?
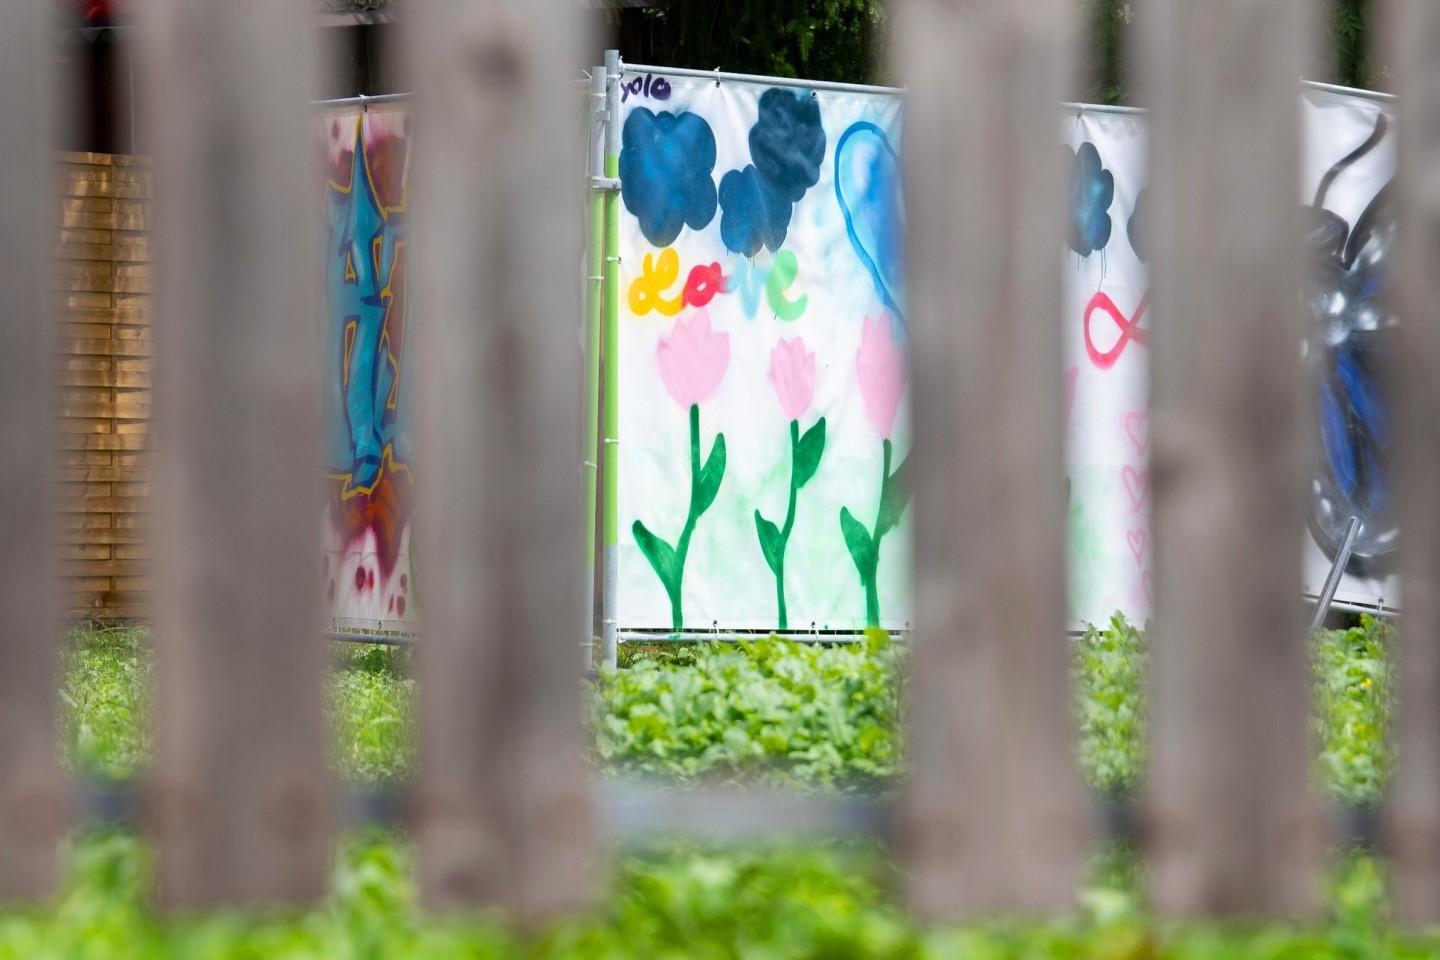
354, 567, 366, 592
396, 596, 406, 617
400, 574, 408, 592
367, 568, 375, 590
388, 596, 395, 613
330, 119, 340, 140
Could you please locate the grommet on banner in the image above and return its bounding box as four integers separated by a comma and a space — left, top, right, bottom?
714, 66, 721, 87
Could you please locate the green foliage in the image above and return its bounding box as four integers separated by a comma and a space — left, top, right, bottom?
19, 614, 1431, 955
623, 0, 891, 86
1314, 614, 1394, 807
60, 625, 151, 780
1074, 613, 1148, 798
593, 632, 901, 788
328, 643, 417, 785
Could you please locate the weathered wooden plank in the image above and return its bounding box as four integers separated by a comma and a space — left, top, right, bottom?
1383, 0, 1440, 925
58, 559, 148, 579
60, 370, 151, 390
57, 339, 152, 358
409, 0, 594, 917
55, 465, 149, 484
0, 0, 66, 901
1138, 0, 1320, 917
55, 434, 143, 452
145, 0, 328, 907
897, 0, 1085, 918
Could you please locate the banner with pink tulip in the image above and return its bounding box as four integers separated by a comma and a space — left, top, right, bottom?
615, 70, 909, 632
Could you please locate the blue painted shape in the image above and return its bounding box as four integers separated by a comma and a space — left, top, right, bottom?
727, 259, 768, 318
834, 121, 905, 323
324, 123, 411, 494
748, 88, 826, 203
1065, 141, 1114, 257
1320, 379, 1357, 498
1337, 345, 1390, 446
619, 108, 718, 247
718, 165, 792, 257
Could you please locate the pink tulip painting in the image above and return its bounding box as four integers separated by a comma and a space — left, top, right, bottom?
856, 313, 905, 440
756, 338, 826, 630
840, 313, 910, 627
634, 312, 731, 631
657, 310, 730, 409
768, 337, 816, 421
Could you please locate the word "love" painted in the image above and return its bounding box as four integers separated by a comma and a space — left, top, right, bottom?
629, 247, 808, 321
619, 74, 672, 103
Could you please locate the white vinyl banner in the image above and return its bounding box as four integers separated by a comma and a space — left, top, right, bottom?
614, 71, 909, 633
611, 70, 1398, 634
1061, 86, 1399, 625
1061, 107, 1152, 626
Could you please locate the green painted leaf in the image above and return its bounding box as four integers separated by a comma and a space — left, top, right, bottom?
839, 507, 874, 575
695, 432, 727, 515
879, 450, 911, 534
755, 511, 783, 575
793, 417, 826, 489
633, 520, 680, 591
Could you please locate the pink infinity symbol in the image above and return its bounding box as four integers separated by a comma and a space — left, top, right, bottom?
1084, 291, 1150, 370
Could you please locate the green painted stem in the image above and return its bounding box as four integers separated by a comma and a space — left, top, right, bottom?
778, 420, 802, 629
667, 404, 705, 628
864, 439, 894, 627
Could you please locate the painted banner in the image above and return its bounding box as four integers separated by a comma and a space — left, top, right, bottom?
1062, 106, 1152, 627
614, 71, 909, 632
319, 105, 418, 630
1066, 85, 1399, 624
1297, 86, 1398, 612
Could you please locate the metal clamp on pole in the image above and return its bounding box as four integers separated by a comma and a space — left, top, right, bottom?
590, 176, 622, 192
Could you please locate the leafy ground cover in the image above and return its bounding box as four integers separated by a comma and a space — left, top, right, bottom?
28, 615, 1425, 959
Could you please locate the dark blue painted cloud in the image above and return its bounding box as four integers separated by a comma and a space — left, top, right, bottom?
1064, 141, 1114, 257
619, 108, 718, 247
1127, 187, 1147, 263
718, 165, 792, 258
749, 88, 826, 202
717, 88, 826, 256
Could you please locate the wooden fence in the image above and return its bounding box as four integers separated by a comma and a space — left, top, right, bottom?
55, 152, 153, 621
2, 0, 1440, 924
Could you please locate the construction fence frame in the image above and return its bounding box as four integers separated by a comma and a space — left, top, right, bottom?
2, 0, 1440, 927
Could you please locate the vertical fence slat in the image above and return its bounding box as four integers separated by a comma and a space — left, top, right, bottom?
146, 0, 330, 906
0, 0, 66, 901
899, 0, 1086, 916
1386, 0, 1440, 924
409, 0, 594, 916
1140, 0, 1320, 916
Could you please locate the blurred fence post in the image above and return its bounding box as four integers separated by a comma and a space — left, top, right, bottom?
0, 0, 67, 901
899, 0, 1087, 917
1385, 0, 1440, 925
407, 0, 595, 916
1139, 0, 1321, 916
146, 0, 330, 906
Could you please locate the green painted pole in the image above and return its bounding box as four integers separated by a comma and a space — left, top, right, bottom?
582, 67, 606, 669
601, 49, 622, 667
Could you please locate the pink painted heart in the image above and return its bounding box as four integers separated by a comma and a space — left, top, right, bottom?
1123, 410, 1147, 457
1064, 367, 1079, 429
1142, 570, 1154, 607
1127, 528, 1147, 565
1122, 465, 1148, 513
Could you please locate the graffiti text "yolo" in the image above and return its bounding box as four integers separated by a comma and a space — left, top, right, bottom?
628, 247, 808, 321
